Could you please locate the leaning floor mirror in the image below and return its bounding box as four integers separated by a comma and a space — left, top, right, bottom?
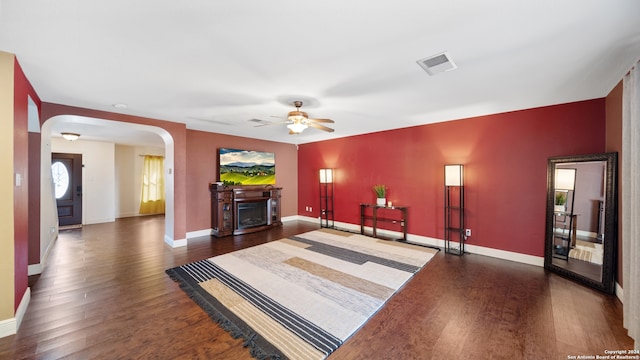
544, 152, 618, 294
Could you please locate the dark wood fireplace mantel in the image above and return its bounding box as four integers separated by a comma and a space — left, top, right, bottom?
209, 184, 282, 237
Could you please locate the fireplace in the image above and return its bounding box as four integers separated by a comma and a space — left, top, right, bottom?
209, 185, 282, 237
236, 200, 269, 230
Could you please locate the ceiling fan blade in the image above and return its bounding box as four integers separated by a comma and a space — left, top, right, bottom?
308, 122, 335, 132
269, 115, 293, 124
250, 118, 288, 127
308, 118, 334, 123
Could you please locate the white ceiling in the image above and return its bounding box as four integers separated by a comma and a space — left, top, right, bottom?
2, 1, 640, 146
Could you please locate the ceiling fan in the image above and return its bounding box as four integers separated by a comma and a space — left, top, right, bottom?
256, 101, 335, 134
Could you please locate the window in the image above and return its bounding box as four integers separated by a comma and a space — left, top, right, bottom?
52, 161, 70, 199
139, 155, 165, 214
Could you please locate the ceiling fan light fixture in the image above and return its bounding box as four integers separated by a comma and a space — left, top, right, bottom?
287, 122, 308, 134
269, 100, 334, 134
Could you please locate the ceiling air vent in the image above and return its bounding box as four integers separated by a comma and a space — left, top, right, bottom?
416, 51, 457, 76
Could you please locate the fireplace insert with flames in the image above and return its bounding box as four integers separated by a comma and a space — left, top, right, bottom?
236, 200, 269, 230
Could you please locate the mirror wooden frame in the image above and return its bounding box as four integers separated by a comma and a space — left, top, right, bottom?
544, 152, 618, 294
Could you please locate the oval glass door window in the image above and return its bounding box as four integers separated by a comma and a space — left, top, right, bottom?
52, 161, 70, 199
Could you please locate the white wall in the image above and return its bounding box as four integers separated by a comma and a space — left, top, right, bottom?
39, 121, 58, 273
115, 145, 135, 217
115, 145, 164, 218
51, 138, 116, 224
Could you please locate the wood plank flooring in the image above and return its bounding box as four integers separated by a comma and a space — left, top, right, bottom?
0, 216, 633, 359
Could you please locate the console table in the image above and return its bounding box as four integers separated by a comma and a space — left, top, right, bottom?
360, 203, 408, 241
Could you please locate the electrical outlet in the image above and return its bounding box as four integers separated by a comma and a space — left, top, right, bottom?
309, 206, 312, 212
465, 229, 472, 237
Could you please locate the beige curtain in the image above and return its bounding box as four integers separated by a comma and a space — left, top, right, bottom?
622, 60, 640, 348
139, 155, 165, 214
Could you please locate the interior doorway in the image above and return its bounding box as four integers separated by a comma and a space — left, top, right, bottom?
42, 115, 178, 247
51, 152, 83, 227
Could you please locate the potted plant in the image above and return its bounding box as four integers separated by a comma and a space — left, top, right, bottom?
373, 184, 386, 206
554, 191, 567, 212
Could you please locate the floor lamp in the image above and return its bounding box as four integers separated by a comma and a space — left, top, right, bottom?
319, 168, 334, 228
444, 164, 465, 255
554, 168, 576, 258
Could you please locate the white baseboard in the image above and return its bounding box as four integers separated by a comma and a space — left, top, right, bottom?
295, 215, 331, 226
16, 288, 30, 330
30, 232, 60, 277
85, 217, 116, 225
615, 282, 623, 303
186, 229, 211, 238
0, 287, 30, 339
464, 243, 544, 267
0, 318, 15, 339
28, 263, 42, 276
164, 234, 187, 248
30, 233, 59, 277
116, 212, 138, 218
116, 213, 165, 219
282, 215, 303, 223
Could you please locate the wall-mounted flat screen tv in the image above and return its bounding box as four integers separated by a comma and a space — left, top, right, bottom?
218, 148, 275, 185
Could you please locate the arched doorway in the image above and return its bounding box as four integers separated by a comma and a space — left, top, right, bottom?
40, 115, 178, 258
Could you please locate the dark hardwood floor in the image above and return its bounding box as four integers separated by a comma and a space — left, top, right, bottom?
0, 216, 633, 359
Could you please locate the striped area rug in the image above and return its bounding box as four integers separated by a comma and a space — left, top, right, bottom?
166, 229, 438, 359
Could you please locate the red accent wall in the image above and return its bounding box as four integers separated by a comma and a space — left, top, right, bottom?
14, 58, 41, 310
186, 129, 298, 232
298, 99, 606, 257
28, 132, 41, 266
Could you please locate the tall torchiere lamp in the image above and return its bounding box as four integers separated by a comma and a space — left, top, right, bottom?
444, 164, 465, 255
319, 168, 334, 228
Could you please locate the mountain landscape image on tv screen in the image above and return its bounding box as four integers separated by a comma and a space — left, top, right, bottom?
219, 148, 275, 185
